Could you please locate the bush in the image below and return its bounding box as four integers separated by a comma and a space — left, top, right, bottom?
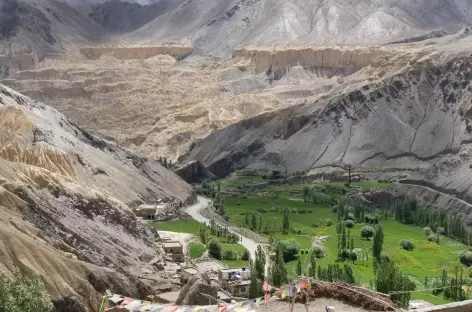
325, 219, 333, 226
437, 227, 445, 235
311, 223, 319, 228
380, 253, 391, 263
350, 250, 358, 262
423, 227, 433, 236
427, 234, 436, 242
460, 251, 472, 267
208, 238, 222, 259
361, 226, 375, 240
279, 239, 300, 262
345, 220, 355, 228
290, 208, 299, 214
222, 249, 238, 260
242, 249, 250, 261
0, 273, 54, 312
347, 212, 355, 221
313, 246, 324, 258
340, 249, 351, 260
468, 266, 472, 278
400, 239, 415, 251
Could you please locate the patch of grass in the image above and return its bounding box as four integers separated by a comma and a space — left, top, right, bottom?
189, 242, 206, 259
221, 259, 249, 268
149, 218, 201, 237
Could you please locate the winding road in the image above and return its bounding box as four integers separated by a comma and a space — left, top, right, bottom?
186, 196, 269, 275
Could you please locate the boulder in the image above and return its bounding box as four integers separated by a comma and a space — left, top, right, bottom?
176, 273, 218, 306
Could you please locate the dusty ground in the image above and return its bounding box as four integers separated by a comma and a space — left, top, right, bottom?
267, 299, 375, 312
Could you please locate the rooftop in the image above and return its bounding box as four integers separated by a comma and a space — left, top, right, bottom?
163, 242, 182, 249
182, 267, 198, 275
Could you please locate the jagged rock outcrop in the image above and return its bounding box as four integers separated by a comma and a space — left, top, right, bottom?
175, 160, 216, 184
79, 45, 193, 60
0, 84, 195, 311
233, 46, 389, 79
176, 273, 218, 306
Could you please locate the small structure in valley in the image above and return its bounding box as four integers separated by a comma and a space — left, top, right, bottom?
218, 267, 251, 298
163, 241, 184, 262
133, 203, 166, 220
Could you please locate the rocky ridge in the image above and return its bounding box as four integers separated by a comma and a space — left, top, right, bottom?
0, 83, 195, 311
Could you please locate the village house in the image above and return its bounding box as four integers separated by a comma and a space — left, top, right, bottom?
218, 267, 250, 283
163, 241, 184, 262
227, 280, 251, 297
132, 203, 166, 220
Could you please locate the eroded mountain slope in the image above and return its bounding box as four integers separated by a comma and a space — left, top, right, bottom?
130, 0, 472, 57
182, 50, 472, 177
0, 84, 195, 311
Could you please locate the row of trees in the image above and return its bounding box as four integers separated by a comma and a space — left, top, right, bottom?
429, 266, 469, 302
249, 246, 266, 299
199, 220, 239, 244
393, 197, 472, 246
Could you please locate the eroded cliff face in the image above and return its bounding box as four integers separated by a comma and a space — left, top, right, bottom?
80, 45, 194, 60
232, 46, 390, 79
183, 51, 472, 177
0, 84, 195, 311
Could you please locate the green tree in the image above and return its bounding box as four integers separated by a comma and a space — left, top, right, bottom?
208, 237, 222, 259
373, 224, 384, 261
361, 226, 374, 240
302, 187, 310, 203
297, 259, 302, 276
282, 207, 290, 234
375, 261, 415, 308
270, 243, 288, 286
163, 157, 168, 168
218, 197, 225, 216
255, 246, 266, 281
309, 252, 317, 278
0, 273, 54, 312
251, 213, 258, 231
248, 261, 262, 299
245, 212, 250, 227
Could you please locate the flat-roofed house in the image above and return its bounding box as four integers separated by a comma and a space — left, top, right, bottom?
163, 241, 184, 262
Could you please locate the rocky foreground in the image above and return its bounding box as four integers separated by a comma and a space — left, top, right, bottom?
0, 84, 195, 311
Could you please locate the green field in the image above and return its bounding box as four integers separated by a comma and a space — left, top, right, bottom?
189, 242, 206, 259
218, 178, 470, 304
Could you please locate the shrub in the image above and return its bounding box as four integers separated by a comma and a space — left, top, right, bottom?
361, 226, 375, 240
350, 250, 358, 262
313, 246, 324, 258
380, 253, 391, 263
0, 273, 53, 312
423, 227, 433, 236
325, 219, 333, 226
468, 266, 472, 278
460, 251, 472, 267
437, 227, 445, 235
400, 239, 415, 251
347, 212, 355, 221
427, 234, 436, 242
242, 249, 250, 261
345, 220, 355, 228
223, 249, 237, 260
208, 238, 222, 259
311, 223, 319, 228
340, 249, 351, 260
279, 239, 300, 262
290, 208, 299, 214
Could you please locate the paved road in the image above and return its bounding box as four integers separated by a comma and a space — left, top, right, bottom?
186, 196, 269, 275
